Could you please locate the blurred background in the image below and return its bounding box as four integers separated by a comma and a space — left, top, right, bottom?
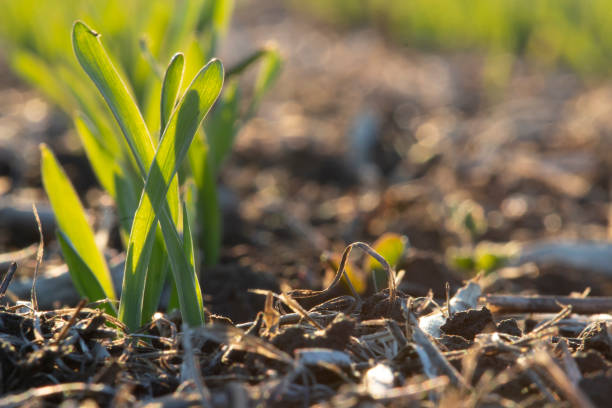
2, 0, 612, 321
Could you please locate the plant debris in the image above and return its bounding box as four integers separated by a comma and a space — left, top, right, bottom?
0, 271, 611, 406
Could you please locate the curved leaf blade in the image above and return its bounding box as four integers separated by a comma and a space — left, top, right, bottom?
205, 80, 240, 172
73, 21, 184, 329
249, 47, 281, 116
40, 144, 116, 301
72, 21, 154, 174
119, 59, 224, 329
57, 230, 116, 315
160, 53, 184, 132
73, 113, 121, 198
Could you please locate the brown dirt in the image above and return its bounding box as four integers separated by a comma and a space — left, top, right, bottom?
2, 0, 612, 406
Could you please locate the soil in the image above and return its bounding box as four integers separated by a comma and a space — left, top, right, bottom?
2, 0, 612, 406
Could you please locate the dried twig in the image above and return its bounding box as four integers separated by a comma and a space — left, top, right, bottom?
280, 290, 325, 330
287, 242, 394, 309
0, 201, 56, 239
386, 320, 408, 348
516, 356, 559, 404
52, 299, 87, 345
557, 339, 582, 385
262, 291, 280, 333
0, 262, 17, 296
31, 203, 44, 311
531, 304, 573, 335
236, 311, 331, 330
181, 324, 212, 408
532, 347, 595, 408
419, 281, 481, 337
408, 313, 471, 391
444, 281, 451, 319
0, 245, 37, 270
193, 325, 295, 366
485, 294, 612, 314
0, 382, 114, 407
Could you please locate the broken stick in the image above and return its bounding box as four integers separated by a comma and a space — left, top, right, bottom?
484, 295, 612, 314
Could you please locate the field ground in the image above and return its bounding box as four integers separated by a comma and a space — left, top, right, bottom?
1, 1, 612, 406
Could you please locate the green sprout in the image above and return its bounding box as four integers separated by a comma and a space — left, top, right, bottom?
448, 241, 519, 274
27, 8, 280, 331
0, 0, 281, 269
445, 197, 487, 244
42, 21, 224, 330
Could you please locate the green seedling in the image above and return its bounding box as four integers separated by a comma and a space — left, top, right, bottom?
448, 241, 519, 274
8, 1, 280, 330
364, 233, 408, 292
41, 145, 116, 316
445, 197, 487, 244
1, 0, 280, 269
42, 21, 225, 330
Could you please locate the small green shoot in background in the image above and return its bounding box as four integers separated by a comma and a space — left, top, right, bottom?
444, 196, 487, 245
443, 196, 517, 275
448, 241, 519, 274
365, 233, 408, 292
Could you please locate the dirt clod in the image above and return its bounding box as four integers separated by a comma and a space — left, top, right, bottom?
579, 322, 612, 361
574, 350, 612, 375
360, 291, 406, 322
579, 372, 612, 408
440, 306, 495, 341
496, 318, 523, 337
438, 334, 472, 351
269, 315, 356, 355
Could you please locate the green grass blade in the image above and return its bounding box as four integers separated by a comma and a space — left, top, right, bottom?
160, 53, 184, 132
11, 51, 73, 113
72, 21, 154, 174
114, 173, 140, 238
74, 113, 122, 198
205, 80, 240, 172
182, 179, 200, 263
176, 198, 201, 317
200, 158, 220, 266
182, 201, 197, 272
188, 131, 221, 266
167, 276, 180, 313
158, 211, 205, 320
56, 230, 116, 315
75, 112, 141, 240
56, 64, 129, 167
162, 0, 208, 57
119, 59, 223, 329
211, 0, 235, 37
72, 19, 180, 226
73, 20, 184, 328
141, 227, 170, 324
225, 47, 269, 78
248, 47, 281, 117
40, 144, 116, 301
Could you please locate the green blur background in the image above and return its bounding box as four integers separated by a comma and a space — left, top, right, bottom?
294, 0, 612, 79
